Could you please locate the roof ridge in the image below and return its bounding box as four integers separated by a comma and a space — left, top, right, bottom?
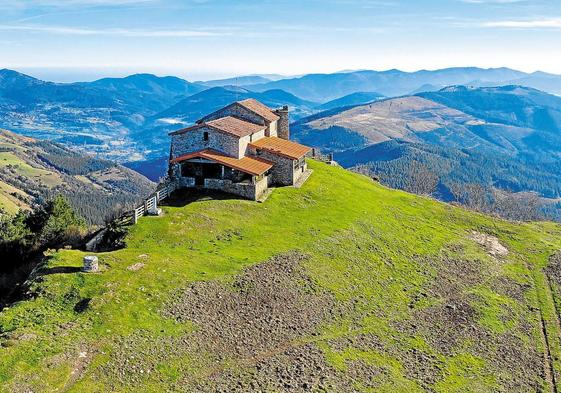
206, 115, 261, 126
168, 123, 204, 136
236, 99, 280, 122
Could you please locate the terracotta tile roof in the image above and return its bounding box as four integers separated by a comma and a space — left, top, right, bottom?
249, 137, 311, 160
170, 149, 273, 176
169, 116, 266, 138
237, 99, 280, 122
206, 116, 266, 137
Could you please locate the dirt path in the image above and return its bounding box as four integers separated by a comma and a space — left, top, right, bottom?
539, 311, 558, 393
531, 267, 560, 393
61, 347, 95, 392
545, 274, 561, 393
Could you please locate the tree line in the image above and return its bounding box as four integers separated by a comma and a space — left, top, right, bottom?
355, 160, 550, 222
0, 195, 87, 307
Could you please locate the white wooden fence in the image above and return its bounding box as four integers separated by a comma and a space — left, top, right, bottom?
131, 181, 176, 224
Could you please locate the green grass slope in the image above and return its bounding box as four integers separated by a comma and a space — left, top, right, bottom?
2, 160, 561, 392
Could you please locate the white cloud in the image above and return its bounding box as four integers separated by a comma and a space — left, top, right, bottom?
0, 24, 227, 37
483, 18, 561, 28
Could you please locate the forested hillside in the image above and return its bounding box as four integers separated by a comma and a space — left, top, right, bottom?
293, 86, 561, 219
0, 129, 154, 224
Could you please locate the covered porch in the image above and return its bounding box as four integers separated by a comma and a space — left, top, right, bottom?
170, 149, 273, 200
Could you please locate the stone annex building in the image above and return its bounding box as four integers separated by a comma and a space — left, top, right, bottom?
168, 99, 312, 200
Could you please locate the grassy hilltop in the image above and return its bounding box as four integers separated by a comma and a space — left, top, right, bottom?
2, 160, 561, 392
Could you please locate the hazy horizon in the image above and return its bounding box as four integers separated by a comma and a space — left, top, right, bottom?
5, 65, 561, 84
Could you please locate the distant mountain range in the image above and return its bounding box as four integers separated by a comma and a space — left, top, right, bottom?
3, 65, 561, 174
0, 69, 207, 161
195, 75, 273, 87
0, 129, 154, 224
196, 74, 289, 87
245, 67, 561, 101
293, 85, 561, 215
0, 69, 315, 161
153, 86, 317, 123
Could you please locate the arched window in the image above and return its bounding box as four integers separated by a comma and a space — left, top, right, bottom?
203, 131, 209, 141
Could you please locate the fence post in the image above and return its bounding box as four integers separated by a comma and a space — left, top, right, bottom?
121, 180, 176, 226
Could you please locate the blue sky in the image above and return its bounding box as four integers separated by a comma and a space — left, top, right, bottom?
1, 0, 560, 81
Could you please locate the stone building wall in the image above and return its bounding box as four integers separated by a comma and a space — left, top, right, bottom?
171, 126, 242, 159
292, 158, 308, 184
239, 128, 266, 157
204, 175, 268, 200
178, 176, 195, 188
254, 175, 269, 199
267, 120, 278, 137
247, 147, 294, 186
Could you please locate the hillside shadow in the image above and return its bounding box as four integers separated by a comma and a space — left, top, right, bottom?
40, 266, 82, 275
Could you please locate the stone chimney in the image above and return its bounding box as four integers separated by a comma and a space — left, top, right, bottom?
275, 105, 290, 140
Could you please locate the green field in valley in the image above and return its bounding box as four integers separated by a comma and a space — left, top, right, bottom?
0, 152, 62, 188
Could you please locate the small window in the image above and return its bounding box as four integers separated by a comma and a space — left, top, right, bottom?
250, 133, 253, 142
203, 131, 209, 141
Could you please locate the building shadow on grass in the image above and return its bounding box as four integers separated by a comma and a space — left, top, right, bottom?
161, 188, 242, 207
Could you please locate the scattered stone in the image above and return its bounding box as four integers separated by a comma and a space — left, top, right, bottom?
147, 207, 162, 216
398, 252, 541, 392
19, 333, 37, 341
104, 252, 362, 391
127, 263, 145, 271
469, 231, 509, 257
